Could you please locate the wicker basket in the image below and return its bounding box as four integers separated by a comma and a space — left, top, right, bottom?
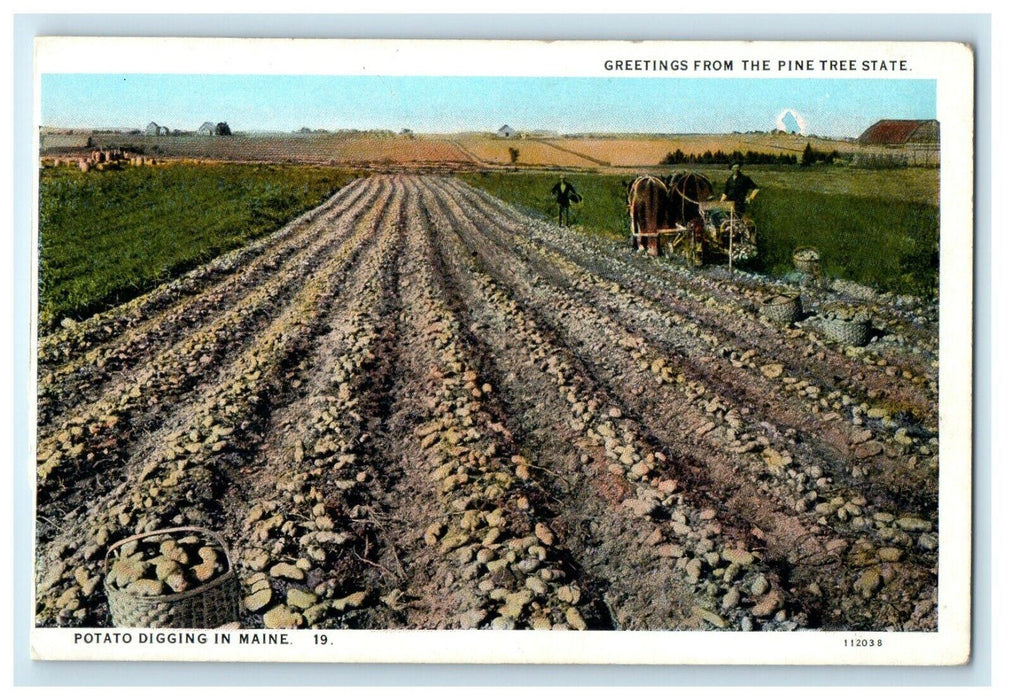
104, 527, 240, 628
760, 294, 801, 323
792, 247, 821, 275
821, 317, 872, 346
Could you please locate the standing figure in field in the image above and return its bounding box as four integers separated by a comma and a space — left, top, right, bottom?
721, 162, 759, 213
551, 175, 579, 227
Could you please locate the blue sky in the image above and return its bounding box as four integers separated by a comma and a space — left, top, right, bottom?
41, 74, 935, 138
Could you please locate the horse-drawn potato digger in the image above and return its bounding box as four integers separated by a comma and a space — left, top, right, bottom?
627, 172, 758, 268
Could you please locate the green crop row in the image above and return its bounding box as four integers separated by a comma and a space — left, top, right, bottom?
457, 167, 939, 298
38, 163, 362, 330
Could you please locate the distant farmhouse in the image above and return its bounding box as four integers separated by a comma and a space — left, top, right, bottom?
497, 124, 515, 138
145, 122, 171, 136
858, 119, 939, 146
197, 121, 232, 136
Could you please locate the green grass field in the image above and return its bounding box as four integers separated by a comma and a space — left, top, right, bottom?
458, 166, 940, 297
39, 163, 361, 329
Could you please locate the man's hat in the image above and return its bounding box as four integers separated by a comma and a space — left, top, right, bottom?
730, 162, 742, 171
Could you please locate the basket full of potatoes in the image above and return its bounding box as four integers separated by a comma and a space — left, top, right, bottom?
103, 527, 239, 628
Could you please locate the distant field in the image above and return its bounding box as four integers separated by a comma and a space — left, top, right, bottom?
87, 133, 360, 163
77, 131, 882, 170
38, 162, 360, 328
86, 133, 474, 166
451, 136, 599, 168
459, 165, 940, 297
326, 137, 471, 164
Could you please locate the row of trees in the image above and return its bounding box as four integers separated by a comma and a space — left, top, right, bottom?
660, 143, 841, 167
662, 149, 798, 166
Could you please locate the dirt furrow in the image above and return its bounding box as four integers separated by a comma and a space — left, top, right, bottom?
431, 178, 936, 631
422, 180, 801, 631
37, 178, 379, 425
437, 178, 938, 517
367, 176, 604, 630
340, 180, 486, 629
35, 179, 393, 511
218, 177, 409, 630
35, 181, 398, 626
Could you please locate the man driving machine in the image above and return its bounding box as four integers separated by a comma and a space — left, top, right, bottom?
720, 162, 759, 213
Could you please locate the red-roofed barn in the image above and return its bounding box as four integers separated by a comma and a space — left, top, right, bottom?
858, 119, 939, 146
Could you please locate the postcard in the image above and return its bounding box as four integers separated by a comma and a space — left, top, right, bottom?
29, 37, 972, 665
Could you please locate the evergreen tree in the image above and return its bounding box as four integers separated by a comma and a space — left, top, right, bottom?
801, 142, 815, 167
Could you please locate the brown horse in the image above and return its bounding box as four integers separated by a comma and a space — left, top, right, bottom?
665, 171, 714, 227
627, 175, 669, 234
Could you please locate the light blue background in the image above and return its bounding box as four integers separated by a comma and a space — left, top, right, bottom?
13, 12, 991, 688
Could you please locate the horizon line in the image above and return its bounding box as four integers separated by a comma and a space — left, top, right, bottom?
39, 125, 863, 140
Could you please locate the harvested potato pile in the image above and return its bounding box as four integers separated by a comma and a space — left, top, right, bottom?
106, 533, 228, 597
821, 303, 872, 323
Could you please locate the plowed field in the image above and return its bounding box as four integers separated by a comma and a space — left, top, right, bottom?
35, 174, 939, 632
